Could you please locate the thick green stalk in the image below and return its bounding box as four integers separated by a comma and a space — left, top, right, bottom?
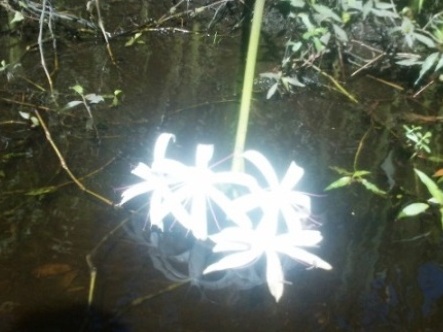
232, 0, 265, 172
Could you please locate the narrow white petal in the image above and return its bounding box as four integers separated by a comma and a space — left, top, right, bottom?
208, 188, 253, 229
266, 252, 285, 302
131, 162, 153, 180
243, 150, 279, 187
212, 171, 260, 190
153, 133, 175, 161
279, 204, 304, 233
196, 144, 214, 168
287, 191, 311, 213
203, 250, 259, 274
278, 230, 323, 247
283, 247, 332, 270
209, 227, 254, 245
212, 241, 250, 252
281, 161, 304, 190
190, 194, 208, 240
120, 182, 152, 205
153, 158, 187, 178
149, 190, 170, 230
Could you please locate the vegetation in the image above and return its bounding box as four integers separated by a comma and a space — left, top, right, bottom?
1, 0, 443, 328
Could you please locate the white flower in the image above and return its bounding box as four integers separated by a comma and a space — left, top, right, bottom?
203, 220, 332, 302
233, 150, 311, 234
120, 133, 255, 240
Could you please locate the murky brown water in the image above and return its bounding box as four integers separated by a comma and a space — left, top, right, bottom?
1, 1, 443, 331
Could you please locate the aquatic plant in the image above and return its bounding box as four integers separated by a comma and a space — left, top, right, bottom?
120, 133, 331, 302
397, 169, 443, 229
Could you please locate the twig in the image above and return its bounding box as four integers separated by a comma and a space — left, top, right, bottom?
33, 109, 114, 206
86, 214, 129, 307
307, 62, 358, 104
95, 0, 116, 65
350, 53, 385, 77
2, 154, 118, 196
38, 0, 55, 96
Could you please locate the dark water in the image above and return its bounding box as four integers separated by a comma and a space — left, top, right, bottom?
1, 2, 443, 331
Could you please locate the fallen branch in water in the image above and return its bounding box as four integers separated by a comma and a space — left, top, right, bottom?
33, 109, 114, 206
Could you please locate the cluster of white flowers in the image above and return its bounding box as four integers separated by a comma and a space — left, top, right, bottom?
120, 133, 331, 302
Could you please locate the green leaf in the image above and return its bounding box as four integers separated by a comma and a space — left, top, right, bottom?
414, 169, 443, 205
332, 24, 348, 43
26, 186, 57, 196
85, 93, 104, 104
397, 202, 429, 219
283, 76, 305, 88
266, 83, 279, 99
435, 54, 443, 72
62, 100, 83, 110
329, 166, 351, 175
360, 178, 387, 196
10, 11, 24, 24
414, 33, 436, 48
289, 0, 305, 8
312, 4, 342, 23
353, 170, 371, 178
415, 52, 439, 84
324, 176, 352, 191
71, 84, 84, 95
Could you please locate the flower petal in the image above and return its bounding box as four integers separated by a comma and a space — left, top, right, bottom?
266, 251, 284, 302
280, 161, 304, 190
278, 230, 323, 247
203, 250, 259, 274
283, 247, 332, 270
153, 133, 175, 161
196, 144, 214, 168
120, 182, 153, 205
131, 162, 153, 180
243, 150, 279, 187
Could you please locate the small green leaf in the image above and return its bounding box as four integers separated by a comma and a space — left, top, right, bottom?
353, 170, 371, 178
266, 83, 279, 99
26, 186, 57, 196
397, 202, 429, 219
414, 33, 436, 48
414, 169, 443, 205
312, 4, 342, 23
71, 84, 84, 95
62, 100, 83, 110
283, 76, 305, 88
11, 11, 24, 24
329, 166, 352, 175
324, 176, 352, 191
360, 178, 387, 196
415, 52, 439, 84
85, 93, 104, 104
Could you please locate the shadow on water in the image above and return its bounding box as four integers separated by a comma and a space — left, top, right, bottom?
1, 1, 443, 331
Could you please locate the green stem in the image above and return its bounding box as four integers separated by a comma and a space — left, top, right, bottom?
231, 0, 265, 172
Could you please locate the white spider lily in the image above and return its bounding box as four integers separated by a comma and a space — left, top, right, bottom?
233, 150, 311, 233
120, 133, 256, 240
155, 143, 256, 240
203, 222, 332, 302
